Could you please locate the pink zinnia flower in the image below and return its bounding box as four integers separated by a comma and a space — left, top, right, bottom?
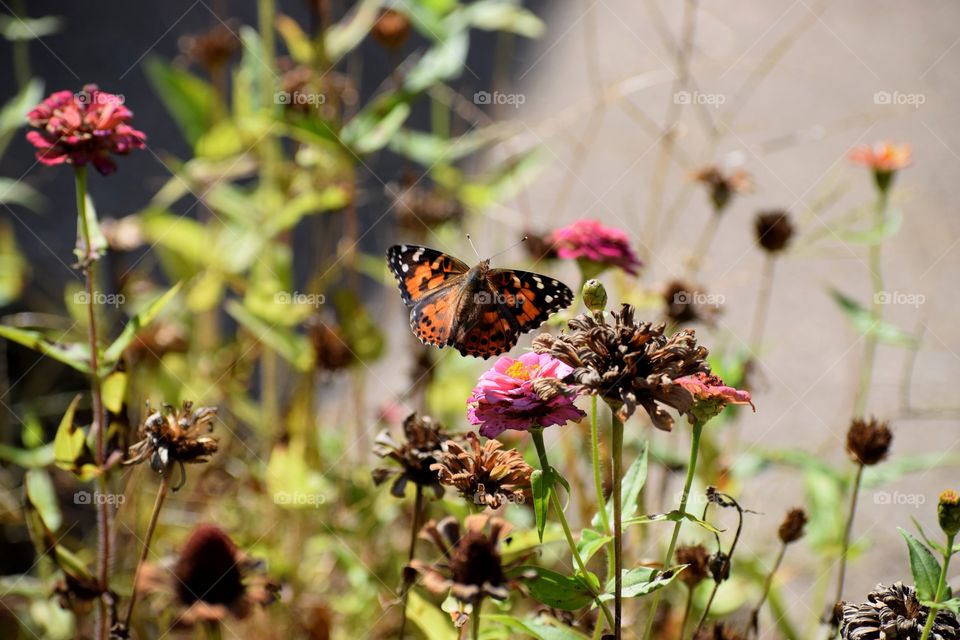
549, 219, 643, 276
848, 141, 911, 174
26, 84, 146, 176
468, 352, 586, 438
675, 372, 754, 424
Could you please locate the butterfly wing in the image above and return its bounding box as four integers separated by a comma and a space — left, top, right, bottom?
451, 269, 574, 359
387, 245, 470, 306
410, 286, 461, 349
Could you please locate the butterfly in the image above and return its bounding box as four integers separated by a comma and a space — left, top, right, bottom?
387, 244, 574, 359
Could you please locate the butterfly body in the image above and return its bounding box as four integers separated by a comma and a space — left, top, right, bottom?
387, 244, 573, 359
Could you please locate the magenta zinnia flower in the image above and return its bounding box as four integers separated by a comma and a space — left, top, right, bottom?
468, 352, 586, 438
675, 372, 754, 424
26, 84, 146, 175
549, 219, 643, 276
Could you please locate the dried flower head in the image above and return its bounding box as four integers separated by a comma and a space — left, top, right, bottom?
662, 279, 718, 325
408, 514, 534, 607
124, 401, 218, 490
136, 524, 278, 628
371, 8, 411, 51
26, 85, 146, 175
277, 58, 357, 119
524, 230, 559, 263
467, 352, 586, 438
306, 317, 354, 372
675, 372, 754, 424
778, 508, 808, 544
693, 165, 752, 212
676, 544, 711, 588
840, 582, 960, 640
432, 432, 532, 509
693, 622, 747, 640
179, 22, 240, 74
754, 210, 795, 254
387, 179, 463, 232
938, 490, 960, 537
372, 413, 448, 499
534, 304, 710, 429
548, 219, 643, 276
846, 417, 893, 466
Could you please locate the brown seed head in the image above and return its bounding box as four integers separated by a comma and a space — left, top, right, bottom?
846, 417, 893, 466
778, 508, 808, 544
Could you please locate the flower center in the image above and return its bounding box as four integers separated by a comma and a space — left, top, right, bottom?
505, 361, 538, 380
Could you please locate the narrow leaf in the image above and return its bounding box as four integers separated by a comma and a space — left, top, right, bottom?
898, 528, 942, 601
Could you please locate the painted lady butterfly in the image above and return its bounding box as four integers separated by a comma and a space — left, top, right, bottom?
387, 244, 574, 358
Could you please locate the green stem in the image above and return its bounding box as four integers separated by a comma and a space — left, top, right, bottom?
853, 190, 888, 416
471, 599, 482, 640
530, 428, 615, 632
831, 463, 864, 622
76, 167, 111, 640
919, 533, 955, 640
611, 414, 624, 639
121, 474, 171, 631
398, 485, 424, 640
11, 0, 30, 88
590, 397, 617, 588
750, 542, 787, 636
641, 419, 704, 640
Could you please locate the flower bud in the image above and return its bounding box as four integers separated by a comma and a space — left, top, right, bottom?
938, 490, 960, 537
582, 279, 607, 314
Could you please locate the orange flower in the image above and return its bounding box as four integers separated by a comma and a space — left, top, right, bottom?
848, 142, 911, 173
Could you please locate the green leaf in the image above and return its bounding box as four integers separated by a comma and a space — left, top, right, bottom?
922, 598, 960, 615
406, 590, 456, 640
834, 207, 903, 245
101, 372, 127, 414
0, 14, 64, 41
53, 395, 85, 470
487, 614, 591, 640
275, 14, 314, 64
144, 56, 223, 145
226, 300, 314, 372
25, 469, 62, 532
0, 325, 90, 374
598, 566, 685, 602
531, 468, 551, 543
524, 566, 596, 611
0, 78, 43, 156
829, 289, 917, 348
898, 528, 942, 601
911, 516, 949, 556
0, 442, 53, 468
324, 0, 382, 60
267, 186, 350, 234
102, 282, 183, 367
460, 0, 545, 37
0, 220, 27, 305
596, 442, 647, 527
623, 510, 722, 534
403, 31, 470, 93
576, 528, 612, 565
75, 190, 107, 265
0, 177, 45, 211
342, 93, 412, 155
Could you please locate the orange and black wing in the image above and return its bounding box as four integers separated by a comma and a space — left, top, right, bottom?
486, 269, 574, 331
387, 245, 469, 306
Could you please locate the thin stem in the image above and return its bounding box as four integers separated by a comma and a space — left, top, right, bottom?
530, 428, 615, 632
76, 166, 111, 640
642, 419, 704, 640
919, 532, 954, 640
611, 415, 624, 639
121, 473, 171, 630
398, 485, 424, 640
590, 398, 617, 586
471, 599, 482, 640
10, 0, 30, 88
750, 543, 787, 636
680, 586, 695, 639
853, 190, 888, 416
686, 211, 721, 279
749, 255, 777, 350
833, 464, 865, 608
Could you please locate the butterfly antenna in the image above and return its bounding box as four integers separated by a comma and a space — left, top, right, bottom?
486, 235, 528, 262
466, 234, 482, 260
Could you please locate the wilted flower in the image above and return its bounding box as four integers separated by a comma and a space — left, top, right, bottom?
693, 165, 752, 212
408, 515, 534, 607
675, 372, 754, 424
432, 432, 532, 509
524, 230, 558, 263
693, 622, 747, 640
662, 279, 718, 325
179, 22, 240, 74
387, 178, 463, 232
534, 304, 710, 430
548, 219, 643, 276
122, 320, 188, 366
306, 317, 354, 372
277, 58, 357, 120
371, 8, 411, 51
778, 508, 807, 544
124, 401, 218, 490
846, 417, 892, 466
136, 524, 278, 628
26, 85, 146, 175
938, 490, 960, 537
839, 582, 960, 640
754, 210, 795, 254
676, 544, 711, 588
467, 352, 586, 438
372, 413, 449, 499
